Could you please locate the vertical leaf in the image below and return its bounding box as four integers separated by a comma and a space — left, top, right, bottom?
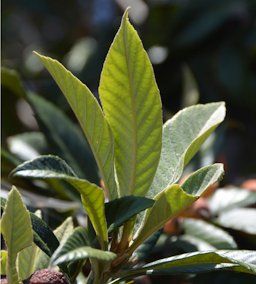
1, 187, 33, 284
34, 52, 117, 199
99, 10, 162, 197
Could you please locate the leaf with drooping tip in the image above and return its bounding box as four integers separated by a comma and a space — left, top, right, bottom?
11, 155, 108, 249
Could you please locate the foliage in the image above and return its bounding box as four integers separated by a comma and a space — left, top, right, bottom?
1, 9, 256, 284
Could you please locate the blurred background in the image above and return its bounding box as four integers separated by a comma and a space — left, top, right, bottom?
2, 0, 256, 184
1, 1, 256, 283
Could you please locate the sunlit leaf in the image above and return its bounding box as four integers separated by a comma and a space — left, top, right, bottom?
99, 10, 162, 197
34, 52, 117, 199
149, 102, 225, 197
0, 187, 33, 284
0, 250, 7, 276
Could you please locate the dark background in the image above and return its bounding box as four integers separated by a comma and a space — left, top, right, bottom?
2, 0, 256, 183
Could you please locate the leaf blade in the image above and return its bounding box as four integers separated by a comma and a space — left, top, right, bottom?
149, 102, 225, 197
34, 52, 117, 199
99, 10, 162, 197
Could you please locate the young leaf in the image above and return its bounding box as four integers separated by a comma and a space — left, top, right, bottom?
149, 102, 225, 197
0, 187, 33, 284
99, 10, 162, 197
105, 196, 155, 233
11, 155, 108, 249
27, 92, 99, 183
130, 184, 196, 253
182, 218, 237, 249
34, 52, 117, 199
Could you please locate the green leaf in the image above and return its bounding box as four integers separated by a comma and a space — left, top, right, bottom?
105, 196, 155, 233
99, 10, 162, 197
27, 92, 99, 183
50, 227, 89, 266
34, 51, 117, 199
30, 211, 60, 257
0, 250, 7, 275
182, 218, 237, 249
52, 247, 116, 266
149, 102, 225, 197
11, 155, 108, 249
0, 187, 33, 284
118, 250, 256, 281
208, 187, 256, 215
1, 67, 26, 98
54, 217, 74, 245
17, 244, 39, 281
181, 164, 224, 195
216, 208, 256, 235
130, 184, 196, 253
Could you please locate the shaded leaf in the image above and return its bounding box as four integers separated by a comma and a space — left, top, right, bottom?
54, 217, 74, 245
208, 187, 256, 215
51, 227, 89, 266
182, 218, 237, 249
216, 208, 256, 235
0, 187, 33, 284
27, 92, 98, 182
117, 250, 256, 281
181, 164, 224, 195
105, 196, 155, 233
11, 155, 108, 249
1, 67, 26, 98
34, 52, 117, 199
99, 10, 162, 197
52, 246, 116, 266
149, 103, 225, 197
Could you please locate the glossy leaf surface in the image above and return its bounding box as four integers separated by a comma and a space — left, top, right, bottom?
99, 11, 162, 197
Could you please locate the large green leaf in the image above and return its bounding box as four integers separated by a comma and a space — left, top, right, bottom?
0, 187, 33, 284
115, 250, 256, 281
149, 102, 225, 197
130, 184, 196, 253
99, 10, 162, 197
182, 218, 237, 249
27, 92, 99, 183
11, 155, 108, 249
105, 196, 155, 233
34, 52, 117, 199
